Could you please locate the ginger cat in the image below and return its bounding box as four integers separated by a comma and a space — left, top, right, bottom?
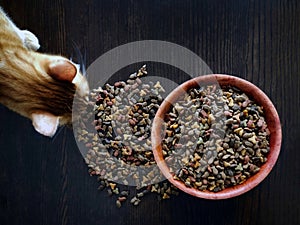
0, 7, 89, 137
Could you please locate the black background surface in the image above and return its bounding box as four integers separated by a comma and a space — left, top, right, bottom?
0, 1, 299, 225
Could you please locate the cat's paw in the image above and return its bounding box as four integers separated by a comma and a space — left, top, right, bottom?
22, 30, 40, 51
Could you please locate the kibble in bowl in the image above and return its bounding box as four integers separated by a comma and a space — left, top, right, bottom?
152, 74, 281, 199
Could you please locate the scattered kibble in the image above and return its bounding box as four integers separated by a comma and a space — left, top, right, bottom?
75, 66, 179, 208
75, 65, 270, 205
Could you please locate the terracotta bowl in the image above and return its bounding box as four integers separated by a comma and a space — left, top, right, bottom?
151, 74, 282, 199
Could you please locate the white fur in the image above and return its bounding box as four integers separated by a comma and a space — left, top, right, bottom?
32, 112, 59, 137
71, 63, 90, 102
21, 30, 40, 51
4, 9, 40, 51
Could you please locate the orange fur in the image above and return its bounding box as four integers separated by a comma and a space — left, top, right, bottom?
0, 7, 89, 136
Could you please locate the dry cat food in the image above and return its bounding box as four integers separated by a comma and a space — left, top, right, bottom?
76, 66, 179, 208
93, 65, 163, 167
162, 85, 270, 192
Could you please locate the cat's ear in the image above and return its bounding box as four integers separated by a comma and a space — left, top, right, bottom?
47, 59, 77, 82
31, 112, 59, 137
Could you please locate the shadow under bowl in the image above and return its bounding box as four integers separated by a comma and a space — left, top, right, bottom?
151, 74, 282, 199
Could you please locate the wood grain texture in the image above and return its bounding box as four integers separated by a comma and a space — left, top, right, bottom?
0, 0, 299, 225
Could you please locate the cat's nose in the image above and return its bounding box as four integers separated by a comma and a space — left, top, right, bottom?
72, 72, 90, 101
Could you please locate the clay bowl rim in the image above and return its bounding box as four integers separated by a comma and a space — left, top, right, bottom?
151, 74, 282, 200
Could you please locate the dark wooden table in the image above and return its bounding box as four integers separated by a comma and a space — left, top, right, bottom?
0, 1, 299, 225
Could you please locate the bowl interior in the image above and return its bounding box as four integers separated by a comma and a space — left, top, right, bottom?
152, 74, 282, 199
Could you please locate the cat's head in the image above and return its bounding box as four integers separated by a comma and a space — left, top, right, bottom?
0, 50, 90, 137
30, 54, 90, 137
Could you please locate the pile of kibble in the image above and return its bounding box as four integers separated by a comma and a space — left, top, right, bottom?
75, 66, 270, 207
162, 85, 270, 192
75, 66, 179, 208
